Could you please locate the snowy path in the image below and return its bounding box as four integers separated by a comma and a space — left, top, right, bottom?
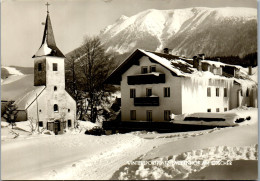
1, 133, 169, 180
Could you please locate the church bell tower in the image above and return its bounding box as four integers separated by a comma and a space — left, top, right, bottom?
33, 3, 65, 88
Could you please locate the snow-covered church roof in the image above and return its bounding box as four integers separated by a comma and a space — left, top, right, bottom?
32, 13, 65, 58
105, 49, 256, 85
1, 75, 45, 110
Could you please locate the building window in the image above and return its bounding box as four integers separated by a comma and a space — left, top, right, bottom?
54, 104, 59, 112
39, 121, 43, 127
224, 108, 227, 112
224, 88, 227, 97
53, 63, 58, 71
68, 109, 70, 113
207, 109, 211, 112
216, 108, 220, 112
164, 110, 171, 121
150, 65, 156, 72
207, 87, 211, 97
216, 88, 219, 97
146, 110, 152, 122
39, 109, 42, 112
141, 66, 148, 74
130, 89, 136, 98
68, 120, 72, 127
246, 88, 249, 97
54, 86, 57, 91
130, 110, 136, 120
164, 87, 170, 97
146, 88, 152, 97
38, 63, 42, 71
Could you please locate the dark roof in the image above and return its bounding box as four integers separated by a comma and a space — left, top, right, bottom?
104, 49, 185, 85
32, 13, 65, 58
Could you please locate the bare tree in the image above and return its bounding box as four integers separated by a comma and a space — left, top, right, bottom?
66, 36, 117, 122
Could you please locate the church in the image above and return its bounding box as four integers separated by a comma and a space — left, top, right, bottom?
1, 7, 76, 134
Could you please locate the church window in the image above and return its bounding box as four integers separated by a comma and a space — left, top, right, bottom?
53, 63, 58, 71
54, 86, 57, 91
38, 63, 42, 71
39, 121, 43, 127
68, 120, 72, 127
54, 104, 59, 112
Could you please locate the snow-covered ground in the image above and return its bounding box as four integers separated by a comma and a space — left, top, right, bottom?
1, 66, 25, 85
1, 108, 258, 180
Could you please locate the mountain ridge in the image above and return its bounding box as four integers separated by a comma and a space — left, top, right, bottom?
100, 7, 257, 58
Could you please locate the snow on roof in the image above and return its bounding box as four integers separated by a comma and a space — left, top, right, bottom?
105, 49, 256, 86
32, 13, 65, 58
1, 74, 45, 110
139, 49, 193, 76
139, 49, 256, 84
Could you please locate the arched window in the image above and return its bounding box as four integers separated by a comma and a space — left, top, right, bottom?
54, 86, 57, 91
54, 104, 59, 112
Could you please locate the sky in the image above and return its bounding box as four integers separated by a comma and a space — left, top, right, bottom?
1, 0, 257, 67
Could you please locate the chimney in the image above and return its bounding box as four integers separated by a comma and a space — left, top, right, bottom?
163, 48, 169, 54
193, 56, 202, 71
217, 58, 220, 62
198, 53, 205, 60
248, 66, 252, 75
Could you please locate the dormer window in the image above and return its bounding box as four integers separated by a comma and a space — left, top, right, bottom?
38, 63, 42, 71
141, 66, 148, 74
53, 63, 58, 71
150, 65, 156, 73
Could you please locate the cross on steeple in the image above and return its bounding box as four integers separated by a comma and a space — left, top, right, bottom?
45, 2, 50, 13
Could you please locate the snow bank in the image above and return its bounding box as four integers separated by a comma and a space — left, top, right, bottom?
112, 144, 257, 180
2, 66, 24, 75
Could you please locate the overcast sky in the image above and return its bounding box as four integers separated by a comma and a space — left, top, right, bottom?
1, 0, 257, 67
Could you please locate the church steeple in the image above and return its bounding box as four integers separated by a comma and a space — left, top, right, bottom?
32, 5, 65, 58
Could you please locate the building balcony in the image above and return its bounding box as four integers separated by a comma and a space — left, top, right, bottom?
127, 73, 165, 85
134, 96, 159, 106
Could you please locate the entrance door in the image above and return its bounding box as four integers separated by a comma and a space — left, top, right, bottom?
54, 120, 60, 135
146, 110, 152, 122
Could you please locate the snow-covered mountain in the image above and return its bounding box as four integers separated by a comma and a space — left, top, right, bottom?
100, 7, 257, 58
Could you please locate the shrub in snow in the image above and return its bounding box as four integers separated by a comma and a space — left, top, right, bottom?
84, 126, 105, 136
3, 101, 18, 129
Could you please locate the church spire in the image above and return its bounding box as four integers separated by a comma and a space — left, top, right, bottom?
33, 3, 65, 58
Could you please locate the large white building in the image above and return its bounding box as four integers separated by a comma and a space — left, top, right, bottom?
105, 49, 257, 122
2, 11, 76, 134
